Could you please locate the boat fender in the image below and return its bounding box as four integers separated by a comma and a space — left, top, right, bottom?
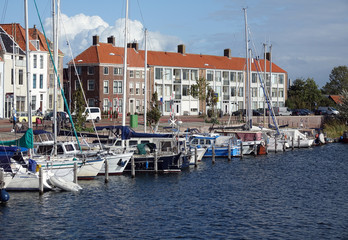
0, 189, 10, 202
146, 161, 148, 169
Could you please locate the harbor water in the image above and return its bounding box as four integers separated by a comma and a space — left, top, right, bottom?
1, 143, 348, 239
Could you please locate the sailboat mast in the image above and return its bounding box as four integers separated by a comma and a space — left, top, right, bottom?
53, 0, 59, 156
122, 0, 128, 128
144, 28, 148, 133
24, 0, 32, 155
12, 24, 16, 118
243, 8, 251, 129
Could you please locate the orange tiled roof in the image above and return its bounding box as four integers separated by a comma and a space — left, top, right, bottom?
329, 95, 343, 104
71, 42, 287, 73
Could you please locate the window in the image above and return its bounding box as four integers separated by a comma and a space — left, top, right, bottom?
33, 55, 37, 68
223, 71, 229, 81
155, 68, 163, 79
118, 99, 123, 113
183, 69, 189, 80
230, 72, 236, 82
191, 70, 198, 81
136, 83, 140, 95
40, 55, 44, 69
252, 73, 257, 83
19, 69, 23, 85
272, 88, 277, 98
174, 69, 181, 81
155, 84, 162, 96
88, 80, 95, 91
182, 85, 189, 96
103, 99, 109, 112
135, 71, 140, 78
231, 87, 236, 97
49, 95, 53, 109
136, 100, 140, 112
279, 75, 284, 84
33, 74, 37, 89
215, 71, 221, 82
31, 95, 36, 110
103, 80, 109, 94
129, 83, 134, 94
142, 83, 145, 94
88, 67, 94, 75
75, 80, 79, 90
238, 72, 243, 82
279, 88, 284, 97
103, 67, 109, 75
130, 70, 134, 78
251, 87, 257, 97
164, 69, 172, 80
113, 80, 122, 93
76, 66, 82, 75
88, 98, 95, 107
238, 87, 244, 97
49, 74, 54, 88
40, 74, 43, 89
207, 70, 213, 81
114, 67, 122, 75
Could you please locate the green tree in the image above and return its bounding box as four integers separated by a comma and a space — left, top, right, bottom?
72, 85, 86, 131
190, 77, 209, 115
286, 78, 323, 110
147, 92, 162, 132
336, 89, 348, 123
322, 65, 348, 94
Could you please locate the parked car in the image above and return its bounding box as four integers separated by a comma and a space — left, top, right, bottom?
317, 106, 339, 115
44, 111, 69, 123
292, 109, 310, 116
83, 107, 101, 122
10, 112, 44, 123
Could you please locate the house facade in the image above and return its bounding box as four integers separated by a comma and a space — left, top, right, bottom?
67, 35, 287, 117
0, 23, 64, 118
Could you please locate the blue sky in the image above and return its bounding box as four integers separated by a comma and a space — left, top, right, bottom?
1, 0, 348, 87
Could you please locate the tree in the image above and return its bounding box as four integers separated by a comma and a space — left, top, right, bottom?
336, 89, 348, 123
322, 66, 348, 94
190, 77, 209, 115
206, 86, 218, 118
286, 78, 323, 110
72, 85, 86, 131
147, 92, 162, 132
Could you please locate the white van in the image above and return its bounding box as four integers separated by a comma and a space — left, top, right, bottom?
273, 107, 292, 116
83, 107, 101, 122
318, 106, 339, 115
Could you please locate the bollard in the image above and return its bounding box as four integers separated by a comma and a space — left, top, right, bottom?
194, 147, 198, 167
131, 156, 135, 178
240, 141, 243, 158
73, 162, 78, 184
0, 168, 4, 189
298, 137, 300, 148
104, 159, 109, 183
39, 167, 44, 195
154, 150, 158, 173
212, 145, 215, 164
228, 141, 231, 161
292, 137, 294, 150
275, 137, 278, 153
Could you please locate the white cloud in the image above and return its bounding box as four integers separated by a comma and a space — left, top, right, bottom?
43, 13, 182, 66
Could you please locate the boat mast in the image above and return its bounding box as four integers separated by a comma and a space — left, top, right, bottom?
144, 28, 148, 133
12, 24, 17, 120
24, 0, 32, 155
243, 8, 251, 130
122, 0, 128, 146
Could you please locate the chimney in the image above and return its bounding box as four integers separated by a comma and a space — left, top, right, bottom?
93, 35, 99, 45
107, 36, 115, 46
127, 42, 138, 51
265, 52, 271, 61
32, 24, 38, 39
178, 44, 186, 54
224, 48, 231, 58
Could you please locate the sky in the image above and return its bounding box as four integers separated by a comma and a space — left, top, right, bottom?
1, 0, 348, 88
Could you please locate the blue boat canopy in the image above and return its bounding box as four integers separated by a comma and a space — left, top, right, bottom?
95, 126, 173, 140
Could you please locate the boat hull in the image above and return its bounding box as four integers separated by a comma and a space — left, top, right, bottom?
98, 152, 133, 175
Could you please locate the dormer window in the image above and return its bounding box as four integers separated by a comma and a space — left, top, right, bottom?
30, 40, 40, 50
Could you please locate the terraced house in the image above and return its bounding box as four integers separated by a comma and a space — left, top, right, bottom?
0, 23, 64, 119
67, 35, 287, 117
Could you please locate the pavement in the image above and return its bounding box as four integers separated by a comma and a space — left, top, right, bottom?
0, 114, 324, 141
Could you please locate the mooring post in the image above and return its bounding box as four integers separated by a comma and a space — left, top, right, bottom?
240, 141, 243, 158
298, 137, 300, 148
194, 147, 198, 167
131, 156, 135, 178
275, 137, 278, 153
292, 137, 294, 150
254, 141, 257, 156
39, 167, 44, 195
154, 150, 158, 173
212, 145, 215, 164
73, 162, 78, 184
104, 159, 109, 183
228, 141, 231, 161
